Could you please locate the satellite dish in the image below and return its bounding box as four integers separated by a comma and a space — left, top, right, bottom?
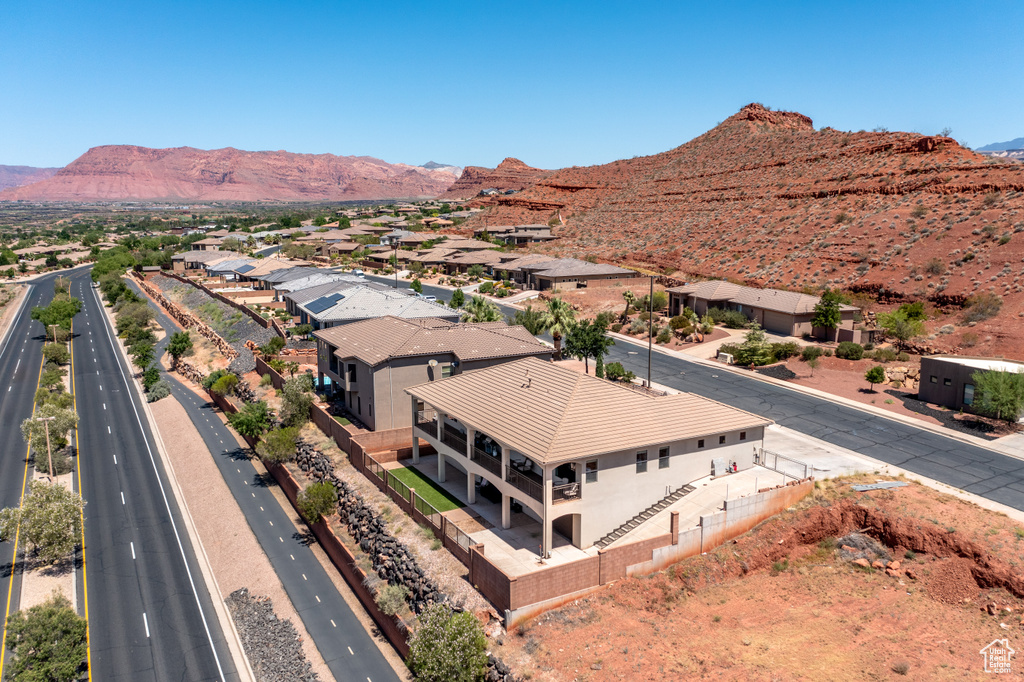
428, 359, 438, 367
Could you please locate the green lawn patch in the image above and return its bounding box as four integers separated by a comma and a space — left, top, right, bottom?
388, 466, 464, 512
333, 415, 351, 425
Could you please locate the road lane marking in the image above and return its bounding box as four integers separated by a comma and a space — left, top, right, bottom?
315, 595, 321, 603
302, 574, 307, 581
120, 492, 125, 505
113, 455, 117, 464
290, 555, 294, 560
348, 646, 353, 654
259, 506, 263, 511
279, 537, 283, 542
143, 613, 150, 638
332, 620, 337, 628
268, 521, 273, 526
107, 426, 111, 434
103, 403, 106, 410
130, 542, 136, 559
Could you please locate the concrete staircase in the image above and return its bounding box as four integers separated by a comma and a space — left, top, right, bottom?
594, 484, 696, 549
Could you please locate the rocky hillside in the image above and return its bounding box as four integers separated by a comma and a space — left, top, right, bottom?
0, 146, 459, 202
472, 104, 1024, 355
438, 157, 549, 199
0, 164, 60, 192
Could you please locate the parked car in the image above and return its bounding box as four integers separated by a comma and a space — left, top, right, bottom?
352, 269, 364, 276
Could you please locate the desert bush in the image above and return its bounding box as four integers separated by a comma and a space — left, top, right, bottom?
257, 426, 299, 464
297, 481, 337, 523
656, 327, 672, 344
605, 362, 636, 382
142, 365, 161, 391
707, 307, 748, 329
42, 343, 70, 365
835, 341, 864, 360
407, 603, 488, 682
628, 318, 647, 335
769, 341, 800, 361
871, 347, 897, 362
923, 258, 945, 276
477, 281, 494, 295
962, 292, 1002, 323
146, 380, 171, 402
610, 323, 623, 333
897, 352, 910, 361
259, 373, 273, 387
375, 583, 410, 617
801, 346, 824, 362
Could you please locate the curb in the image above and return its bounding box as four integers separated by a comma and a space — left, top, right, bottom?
604, 330, 1024, 461
94, 284, 257, 682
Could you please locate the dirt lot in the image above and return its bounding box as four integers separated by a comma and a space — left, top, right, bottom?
497, 475, 1024, 681
547, 281, 669, 319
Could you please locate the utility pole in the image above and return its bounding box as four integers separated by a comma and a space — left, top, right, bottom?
35, 416, 56, 480
49, 324, 59, 343
647, 276, 654, 389
393, 243, 400, 290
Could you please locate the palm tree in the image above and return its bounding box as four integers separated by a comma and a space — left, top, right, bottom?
460, 295, 502, 323
540, 297, 576, 360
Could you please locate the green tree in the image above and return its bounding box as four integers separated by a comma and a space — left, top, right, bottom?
467, 264, 485, 279
460, 295, 502, 323
563, 319, 615, 374
257, 427, 299, 464
31, 297, 82, 336
971, 370, 1024, 423
259, 336, 286, 359
280, 374, 314, 427
5, 593, 88, 681
129, 341, 155, 369
811, 288, 843, 341
539, 297, 577, 360
296, 481, 337, 523
0, 480, 85, 565
865, 365, 886, 392
210, 373, 239, 396
293, 323, 314, 340
228, 401, 273, 440
449, 288, 465, 309
42, 343, 70, 365
509, 304, 547, 336
410, 278, 423, 294
22, 403, 78, 454
876, 311, 925, 351
166, 331, 193, 369
735, 322, 773, 366
407, 603, 488, 682
142, 365, 161, 391
806, 355, 820, 377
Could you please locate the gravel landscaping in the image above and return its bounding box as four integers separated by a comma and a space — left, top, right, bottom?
150, 274, 278, 373
226, 588, 320, 682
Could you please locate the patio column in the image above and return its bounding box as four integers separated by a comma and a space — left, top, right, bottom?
437, 411, 447, 483
501, 493, 510, 530
410, 395, 420, 464
466, 427, 475, 459
542, 464, 553, 558
497, 438, 510, 482
467, 472, 476, 505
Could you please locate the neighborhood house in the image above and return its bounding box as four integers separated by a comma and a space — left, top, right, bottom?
406, 357, 771, 556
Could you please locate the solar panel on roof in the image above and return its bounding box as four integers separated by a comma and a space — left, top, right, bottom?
236, 264, 255, 274
305, 292, 345, 315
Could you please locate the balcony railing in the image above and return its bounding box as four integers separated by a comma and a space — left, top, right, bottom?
506, 466, 543, 502
552, 482, 582, 504
414, 410, 437, 439
441, 428, 467, 455
471, 447, 503, 478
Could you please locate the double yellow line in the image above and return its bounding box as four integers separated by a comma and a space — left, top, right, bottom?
0, 316, 92, 680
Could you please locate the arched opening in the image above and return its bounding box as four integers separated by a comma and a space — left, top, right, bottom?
552, 512, 582, 549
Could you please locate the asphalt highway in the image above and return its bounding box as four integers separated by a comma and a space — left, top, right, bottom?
124, 278, 400, 682
0, 274, 59, 678
71, 270, 237, 682
363, 272, 1024, 512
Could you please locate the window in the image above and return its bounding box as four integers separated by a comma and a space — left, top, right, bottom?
943, 377, 952, 386
963, 383, 975, 406
697, 439, 705, 449
441, 364, 453, 379
739, 431, 746, 441
658, 447, 670, 469
930, 375, 937, 384
719, 435, 726, 445
636, 450, 648, 473
585, 460, 598, 483
347, 363, 356, 381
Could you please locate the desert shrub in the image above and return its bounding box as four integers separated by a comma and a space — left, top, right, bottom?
962, 292, 1002, 323
923, 258, 945, 276
669, 315, 691, 330
656, 327, 672, 344
605, 362, 636, 382
801, 346, 823, 362
863, 342, 874, 351
259, 373, 273, 387
477, 281, 494, 294
594, 311, 615, 328
376, 583, 410, 617
871, 347, 897, 362
142, 365, 161, 391
280, 374, 314, 427
897, 352, 910, 361
407, 603, 488, 682
210, 373, 239, 396
823, 348, 834, 357
610, 322, 623, 333
146, 380, 171, 402
296, 480, 337, 523
628, 318, 647, 335
769, 341, 800, 361
202, 369, 230, 390
258, 426, 299, 464
835, 341, 864, 360
707, 307, 748, 329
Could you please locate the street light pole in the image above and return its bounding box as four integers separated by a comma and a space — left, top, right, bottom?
35, 416, 56, 480
49, 324, 59, 343
393, 243, 400, 289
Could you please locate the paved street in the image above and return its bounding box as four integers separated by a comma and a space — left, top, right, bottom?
124, 279, 400, 682
362, 272, 1024, 512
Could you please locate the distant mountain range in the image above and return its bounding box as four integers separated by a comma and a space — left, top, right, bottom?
977, 137, 1024, 152
0, 146, 461, 202
0, 164, 60, 192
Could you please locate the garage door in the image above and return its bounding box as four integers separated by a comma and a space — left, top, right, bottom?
762, 311, 793, 335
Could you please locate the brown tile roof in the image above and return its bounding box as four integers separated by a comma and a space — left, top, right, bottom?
667, 281, 858, 314
407, 357, 771, 465
497, 254, 558, 269
440, 239, 496, 251
240, 258, 306, 277
524, 258, 635, 278
405, 247, 458, 263
445, 250, 504, 265
314, 316, 551, 368
191, 237, 224, 246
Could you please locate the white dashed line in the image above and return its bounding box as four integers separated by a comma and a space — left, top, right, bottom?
268, 521, 273, 527
290, 554, 294, 561
143, 612, 150, 638
347, 645, 353, 654
107, 426, 111, 434
130, 541, 136, 559
259, 506, 263, 512
113, 455, 117, 464
121, 492, 125, 505
279, 537, 283, 542
302, 574, 307, 581
331, 620, 337, 628
315, 595, 320, 603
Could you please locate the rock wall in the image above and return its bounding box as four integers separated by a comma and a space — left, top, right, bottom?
131, 272, 239, 360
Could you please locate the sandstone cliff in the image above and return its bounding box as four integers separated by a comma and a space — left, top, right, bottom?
0, 146, 459, 202
439, 157, 549, 200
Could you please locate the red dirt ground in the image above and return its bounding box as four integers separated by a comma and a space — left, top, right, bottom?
496, 477, 1024, 681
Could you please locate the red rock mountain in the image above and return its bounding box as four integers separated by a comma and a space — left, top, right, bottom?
439, 157, 549, 199
0, 165, 60, 192
472, 104, 1024, 354
0, 146, 459, 202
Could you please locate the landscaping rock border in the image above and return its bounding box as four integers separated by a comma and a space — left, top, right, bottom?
225, 587, 320, 682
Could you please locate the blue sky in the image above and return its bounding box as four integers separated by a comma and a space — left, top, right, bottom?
2, 1, 1022, 169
